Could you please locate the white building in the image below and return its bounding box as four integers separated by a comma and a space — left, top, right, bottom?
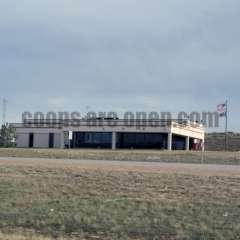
13, 119, 204, 151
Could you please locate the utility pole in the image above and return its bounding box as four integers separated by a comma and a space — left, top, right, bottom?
2, 98, 7, 126
225, 100, 228, 151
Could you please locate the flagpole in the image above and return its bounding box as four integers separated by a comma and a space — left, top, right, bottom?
225, 100, 228, 151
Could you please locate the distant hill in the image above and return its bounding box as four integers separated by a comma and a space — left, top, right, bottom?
205, 132, 240, 151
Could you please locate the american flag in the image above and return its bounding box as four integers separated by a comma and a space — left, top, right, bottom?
217, 103, 227, 117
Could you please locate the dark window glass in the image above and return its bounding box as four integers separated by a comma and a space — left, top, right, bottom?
49, 133, 54, 148
117, 133, 167, 149
72, 132, 112, 148
29, 133, 34, 148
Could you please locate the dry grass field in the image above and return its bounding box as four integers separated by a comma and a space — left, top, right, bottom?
205, 133, 240, 151
0, 148, 240, 165
0, 152, 240, 239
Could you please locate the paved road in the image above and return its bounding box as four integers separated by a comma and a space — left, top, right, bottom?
0, 157, 240, 177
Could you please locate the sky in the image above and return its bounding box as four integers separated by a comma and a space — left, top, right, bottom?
0, 0, 239, 132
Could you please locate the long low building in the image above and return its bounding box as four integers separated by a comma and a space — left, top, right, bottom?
13, 119, 205, 151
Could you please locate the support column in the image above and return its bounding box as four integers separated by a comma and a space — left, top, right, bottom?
112, 132, 116, 150
202, 134, 205, 152
186, 136, 190, 151
60, 131, 65, 149
201, 139, 205, 152
168, 133, 172, 151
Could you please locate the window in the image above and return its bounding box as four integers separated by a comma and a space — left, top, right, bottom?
29, 133, 34, 148
49, 133, 54, 148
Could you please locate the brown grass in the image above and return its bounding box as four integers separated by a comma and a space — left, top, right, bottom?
0, 161, 240, 239
0, 232, 51, 240
0, 148, 240, 165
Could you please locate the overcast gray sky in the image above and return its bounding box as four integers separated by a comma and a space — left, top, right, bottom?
0, 0, 239, 131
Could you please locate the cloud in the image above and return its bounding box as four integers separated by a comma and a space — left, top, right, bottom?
0, 0, 239, 131
47, 97, 69, 109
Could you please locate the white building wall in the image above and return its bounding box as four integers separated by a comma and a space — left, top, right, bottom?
33, 133, 49, 148
15, 128, 63, 149
16, 133, 29, 148
54, 133, 61, 148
